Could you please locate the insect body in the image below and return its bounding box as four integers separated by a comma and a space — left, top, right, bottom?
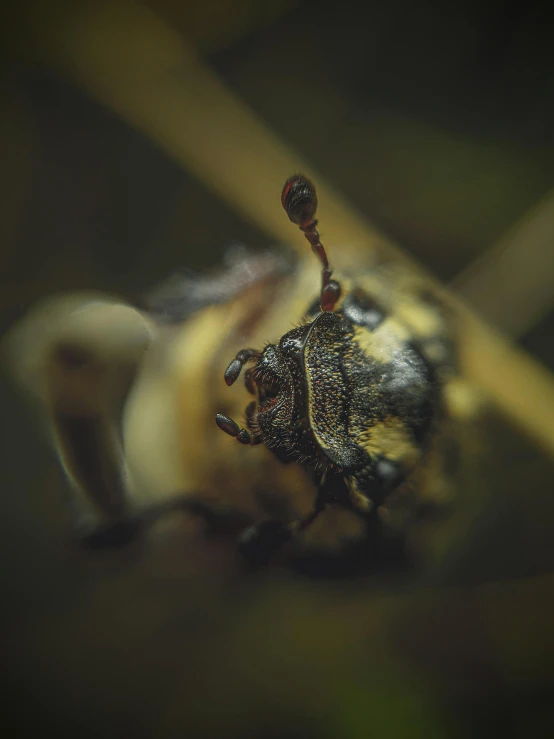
214, 176, 455, 565
3, 175, 468, 572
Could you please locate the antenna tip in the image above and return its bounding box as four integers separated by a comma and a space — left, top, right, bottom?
281, 174, 318, 226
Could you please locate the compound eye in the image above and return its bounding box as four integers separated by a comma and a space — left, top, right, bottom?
279, 337, 302, 356
279, 327, 307, 357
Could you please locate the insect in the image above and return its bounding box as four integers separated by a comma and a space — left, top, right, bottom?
3, 174, 473, 573
213, 175, 466, 566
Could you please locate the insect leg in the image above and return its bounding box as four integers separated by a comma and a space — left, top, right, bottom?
237, 492, 326, 566
223, 349, 258, 386
215, 413, 262, 445
84, 494, 253, 548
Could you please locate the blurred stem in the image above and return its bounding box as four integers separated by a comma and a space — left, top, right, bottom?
8, 0, 554, 456
453, 188, 554, 337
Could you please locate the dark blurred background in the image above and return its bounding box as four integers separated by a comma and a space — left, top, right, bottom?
1, 2, 553, 737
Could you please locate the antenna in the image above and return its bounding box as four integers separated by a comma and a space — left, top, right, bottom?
281, 174, 341, 312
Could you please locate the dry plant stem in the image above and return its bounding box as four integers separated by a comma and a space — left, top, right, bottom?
453, 187, 554, 338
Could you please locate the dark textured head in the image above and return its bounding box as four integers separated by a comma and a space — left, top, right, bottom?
245, 312, 367, 471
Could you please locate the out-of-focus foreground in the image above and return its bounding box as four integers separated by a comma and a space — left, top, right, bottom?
1, 2, 554, 738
